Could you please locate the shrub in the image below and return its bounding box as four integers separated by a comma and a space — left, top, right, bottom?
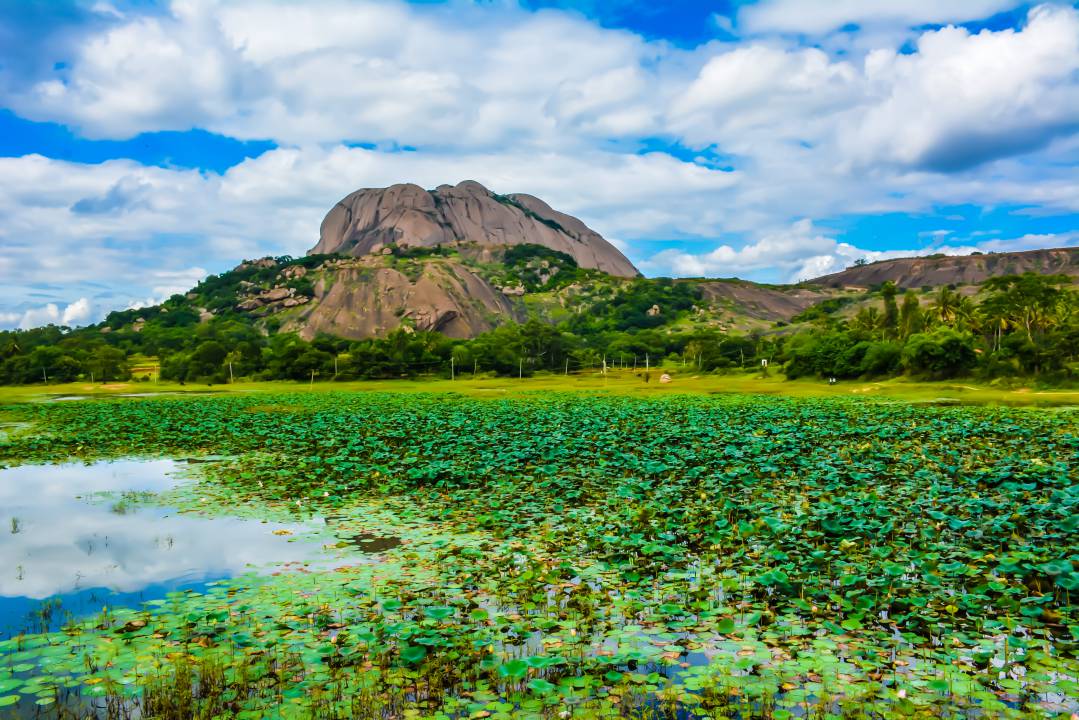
902, 329, 976, 379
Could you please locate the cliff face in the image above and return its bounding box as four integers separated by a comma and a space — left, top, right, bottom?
280, 258, 523, 340
310, 180, 639, 278
808, 248, 1079, 288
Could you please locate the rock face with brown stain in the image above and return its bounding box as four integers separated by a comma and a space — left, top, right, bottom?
281, 259, 523, 340
311, 180, 639, 278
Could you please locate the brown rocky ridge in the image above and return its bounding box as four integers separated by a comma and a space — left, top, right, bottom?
808, 247, 1078, 289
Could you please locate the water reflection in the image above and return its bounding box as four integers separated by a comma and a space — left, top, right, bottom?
344, 532, 402, 552
0, 459, 317, 632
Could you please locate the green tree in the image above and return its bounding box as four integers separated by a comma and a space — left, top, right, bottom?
88, 346, 129, 382
850, 307, 881, 337
898, 291, 924, 339
930, 286, 962, 327
190, 341, 227, 379
880, 281, 899, 338
980, 273, 1072, 343
901, 328, 976, 379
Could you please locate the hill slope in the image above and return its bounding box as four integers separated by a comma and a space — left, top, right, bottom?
809, 247, 1079, 289
171, 246, 1079, 342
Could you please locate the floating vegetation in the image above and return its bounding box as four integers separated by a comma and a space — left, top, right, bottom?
0, 392, 1075, 718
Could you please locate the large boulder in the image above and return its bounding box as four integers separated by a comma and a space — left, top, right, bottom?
310, 180, 639, 278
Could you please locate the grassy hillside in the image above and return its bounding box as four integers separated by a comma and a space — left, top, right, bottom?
1, 248, 1076, 387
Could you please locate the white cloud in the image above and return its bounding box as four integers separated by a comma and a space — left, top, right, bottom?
0, 1, 1076, 325
150, 267, 209, 300
642, 219, 865, 281
846, 5, 1079, 171
977, 232, 1079, 253
738, 0, 1019, 35
4, 2, 1077, 181
5, 0, 664, 149
642, 223, 1079, 283
667, 4, 1079, 177
0, 298, 94, 331
3, 1, 1076, 172
61, 297, 93, 325
669, 44, 859, 152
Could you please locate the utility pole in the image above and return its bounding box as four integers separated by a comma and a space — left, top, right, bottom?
228, 361, 234, 383
518, 357, 523, 379
42, 367, 47, 384
334, 355, 338, 378
564, 357, 569, 375
646, 354, 649, 373
602, 355, 606, 375
310, 369, 316, 387
473, 359, 477, 378
450, 356, 455, 381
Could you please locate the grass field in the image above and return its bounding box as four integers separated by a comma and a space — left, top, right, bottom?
1, 370, 1077, 407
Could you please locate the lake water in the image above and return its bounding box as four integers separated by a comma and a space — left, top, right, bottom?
0, 459, 319, 636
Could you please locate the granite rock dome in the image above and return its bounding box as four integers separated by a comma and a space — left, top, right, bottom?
309, 180, 638, 278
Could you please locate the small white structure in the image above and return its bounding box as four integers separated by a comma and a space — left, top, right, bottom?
659, 373, 672, 384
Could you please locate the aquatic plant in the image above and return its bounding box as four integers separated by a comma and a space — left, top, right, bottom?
0, 393, 1075, 718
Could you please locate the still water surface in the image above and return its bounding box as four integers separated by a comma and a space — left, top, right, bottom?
0, 459, 318, 635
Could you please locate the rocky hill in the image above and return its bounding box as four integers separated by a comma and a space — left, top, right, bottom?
809, 247, 1079, 289
283, 256, 522, 339
312, 180, 639, 278
100, 179, 1078, 343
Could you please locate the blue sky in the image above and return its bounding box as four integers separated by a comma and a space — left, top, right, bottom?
0, 0, 1077, 329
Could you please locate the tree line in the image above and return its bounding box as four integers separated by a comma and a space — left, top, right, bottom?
1, 273, 1075, 386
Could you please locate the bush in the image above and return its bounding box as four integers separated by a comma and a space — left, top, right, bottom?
860, 342, 902, 376
902, 329, 976, 379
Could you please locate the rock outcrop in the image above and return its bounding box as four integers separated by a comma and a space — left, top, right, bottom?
310, 180, 639, 278
808, 248, 1079, 289
282, 259, 523, 340
695, 281, 835, 321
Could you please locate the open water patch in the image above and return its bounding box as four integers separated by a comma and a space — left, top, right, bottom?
0, 459, 319, 636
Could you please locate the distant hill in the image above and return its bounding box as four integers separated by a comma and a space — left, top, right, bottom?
808, 248, 1079, 289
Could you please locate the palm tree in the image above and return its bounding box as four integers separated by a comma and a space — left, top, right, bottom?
954, 295, 980, 333
978, 299, 1012, 352
931, 286, 961, 327
850, 306, 881, 335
